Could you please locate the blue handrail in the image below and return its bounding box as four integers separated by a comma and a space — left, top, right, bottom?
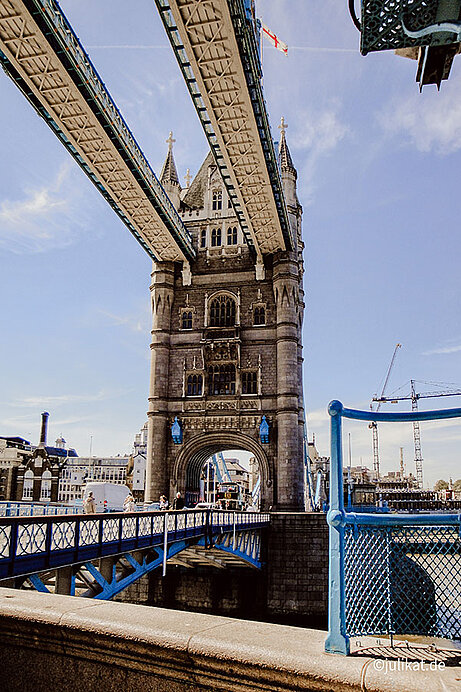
325, 400, 461, 655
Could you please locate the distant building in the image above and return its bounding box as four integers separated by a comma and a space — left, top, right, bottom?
307, 440, 330, 508
377, 470, 418, 491
248, 456, 259, 493
59, 422, 148, 504
15, 412, 78, 502
224, 457, 250, 494
58, 456, 129, 504
0, 436, 32, 500
126, 422, 147, 501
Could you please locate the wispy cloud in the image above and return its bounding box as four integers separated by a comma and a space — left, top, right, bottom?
87, 45, 167, 50
378, 83, 461, 155
50, 416, 93, 427
11, 392, 108, 408
97, 309, 149, 333
0, 163, 87, 254
293, 105, 348, 201
423, 344, 461, 356
422, 336, 461, 355
296, 107, 348, 155
290, 46, 357, 54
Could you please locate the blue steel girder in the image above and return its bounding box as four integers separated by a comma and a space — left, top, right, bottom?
0, 509, 270, 581
20, 524, 265, 599
155, 0, 293, 258
89, 539, 190, 600
213, 530, 263, 569
0, 0, 195, 263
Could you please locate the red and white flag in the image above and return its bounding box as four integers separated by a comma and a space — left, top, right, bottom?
262, 23, 288, 56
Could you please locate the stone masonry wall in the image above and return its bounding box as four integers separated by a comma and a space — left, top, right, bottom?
266, 513, 329, 628
116, 513, 329, 629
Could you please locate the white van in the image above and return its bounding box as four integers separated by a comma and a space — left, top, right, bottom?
81, 482, 131, 513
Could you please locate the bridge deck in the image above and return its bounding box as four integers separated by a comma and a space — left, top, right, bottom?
0, 509, 269, 580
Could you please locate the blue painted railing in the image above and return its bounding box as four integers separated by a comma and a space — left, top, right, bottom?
325, 400, 461, 655
0, 501, 81, 517
0, 509, 269, 580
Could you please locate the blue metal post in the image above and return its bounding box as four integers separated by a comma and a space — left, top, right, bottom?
325, 400, 349, 655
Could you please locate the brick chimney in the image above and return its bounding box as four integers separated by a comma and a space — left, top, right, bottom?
39, 411, 49, 447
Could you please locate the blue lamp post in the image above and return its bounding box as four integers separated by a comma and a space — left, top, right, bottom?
171, 417, 183, 444
259, 416, 269, 444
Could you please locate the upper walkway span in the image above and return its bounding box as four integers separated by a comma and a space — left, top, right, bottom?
0, 0, 195, 262
157, 0, 293, 258
0, 0, 292, 264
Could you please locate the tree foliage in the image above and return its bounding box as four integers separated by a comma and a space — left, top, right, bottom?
434, 479, 449, 491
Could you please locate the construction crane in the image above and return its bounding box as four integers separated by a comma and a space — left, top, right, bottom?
373, 380, 461, 488
370, 344, 402, 479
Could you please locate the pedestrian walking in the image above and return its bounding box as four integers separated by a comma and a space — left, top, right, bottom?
123, 494, 136, 512
172, 492, 185, 510
83, 491, 96, 514
159, 494, 169, 510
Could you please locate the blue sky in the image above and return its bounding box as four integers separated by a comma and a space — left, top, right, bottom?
1, 0, 461, 486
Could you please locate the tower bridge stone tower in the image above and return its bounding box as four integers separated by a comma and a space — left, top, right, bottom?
145, 124, 305, 510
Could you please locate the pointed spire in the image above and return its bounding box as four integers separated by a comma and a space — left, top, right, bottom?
278, 116, 296, 176
160, 131, 180, 187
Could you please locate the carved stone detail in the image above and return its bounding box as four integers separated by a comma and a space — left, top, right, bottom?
183, 401, 206, 411
206, 400, 238, 411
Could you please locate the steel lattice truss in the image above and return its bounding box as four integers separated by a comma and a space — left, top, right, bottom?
0, 0, 195, 262
159, 0, 293, 257
21, 529, 264, 599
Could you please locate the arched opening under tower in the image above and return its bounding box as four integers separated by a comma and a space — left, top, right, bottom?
189, 450, 261, 510
173, 432, 272, 510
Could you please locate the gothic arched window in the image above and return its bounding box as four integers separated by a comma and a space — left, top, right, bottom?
209, 295, 236, 327
212, 190, 222, 211
40, 469, 52, 501
187, 374, 203, 396
211, 227, 222, 247
200, 228, 207, 248
208, 364, 236, 395
254, 306, 266, 325
227, 226, 237, 245
22, 469, 34, 500
181, 311, 193, 330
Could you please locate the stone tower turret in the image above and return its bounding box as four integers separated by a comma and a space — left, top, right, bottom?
278, 117, 298, 210
160, 131, 181, 209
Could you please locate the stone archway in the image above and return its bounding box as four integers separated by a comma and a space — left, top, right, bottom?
172, 431, 273, 509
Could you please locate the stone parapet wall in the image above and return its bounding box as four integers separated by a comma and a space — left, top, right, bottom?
0, 589, 455, 692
